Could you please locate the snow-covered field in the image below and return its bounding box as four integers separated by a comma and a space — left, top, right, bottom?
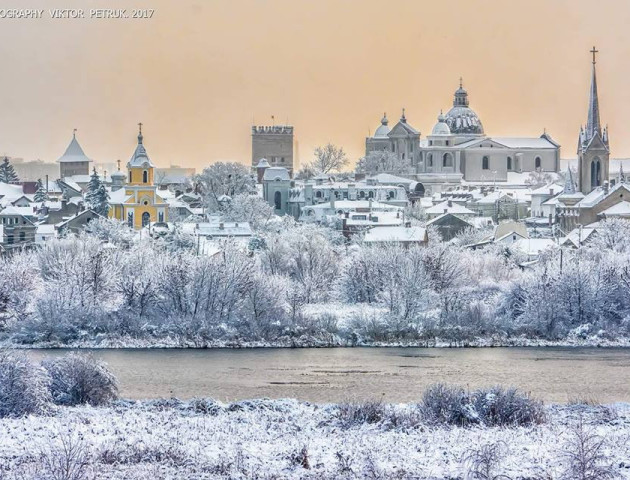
1, 398, 629, 479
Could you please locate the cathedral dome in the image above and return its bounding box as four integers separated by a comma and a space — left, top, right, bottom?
373, 113, 391, 138
444, 80, 484, 135
431, 112, 451, 135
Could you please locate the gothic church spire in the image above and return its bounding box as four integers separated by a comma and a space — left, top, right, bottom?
586, 46, 601, 141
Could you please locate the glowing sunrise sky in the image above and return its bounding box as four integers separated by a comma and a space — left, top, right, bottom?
1, 0, 630, 170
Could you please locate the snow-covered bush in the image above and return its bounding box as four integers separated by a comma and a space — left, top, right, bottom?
472, 386, 545, 427
420, 383, 475, 426
42, 353, 118, 406
336, 400, 386, 428
0, 351, 52, 417
420, 384, 544, 427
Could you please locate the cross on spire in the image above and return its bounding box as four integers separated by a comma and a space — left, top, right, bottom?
459, 77, 463, 88
138, 122, 143, 135
117, 159, 121, 171
73, 128, 77, 137
591, 46, 598, 65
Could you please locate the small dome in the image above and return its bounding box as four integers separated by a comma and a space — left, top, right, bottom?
111, 170, 126, 178
431, 112, 451, 135
257, 158, 270, 168
373, 112, 390, 138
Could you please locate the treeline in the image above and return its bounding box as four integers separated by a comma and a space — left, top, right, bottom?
1, 217, 630, 346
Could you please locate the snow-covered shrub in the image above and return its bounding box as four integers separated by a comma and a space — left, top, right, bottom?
336, 400, 386, 428
560, 416, 616, 480
472, 386, 545, 427
421, 384, 544, 427
43, 353, 118, 406
420, 383, 476, 426
39, 428, 92, 480
463, 441, 509, 480
0, 351, 52, 417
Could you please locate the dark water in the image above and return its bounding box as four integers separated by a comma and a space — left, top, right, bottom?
25, 347, 630, 403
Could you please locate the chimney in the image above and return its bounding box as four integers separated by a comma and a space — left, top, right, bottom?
604, 181, 609, 194
447, 200, 453, 207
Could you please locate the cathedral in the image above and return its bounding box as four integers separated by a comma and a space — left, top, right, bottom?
365, 80, 561, 195
108, 124, 169, 229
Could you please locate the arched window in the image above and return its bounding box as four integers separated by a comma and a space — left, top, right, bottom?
274, 191, 282, 210
142, 212, 150, 228
359, 191, 365, 199
427, 153, 433, 167
482, 156, 489, 170
442, 153, 453, 168
535, 157, 541, 170
129, 171, 132, 183
368, 191, 374, 199
316, 190, 322, 199
507, 157, 512, 170
143, 170, 148, 183
591, 158, 602, 187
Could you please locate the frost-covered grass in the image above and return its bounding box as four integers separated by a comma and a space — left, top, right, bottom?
0, 398, 629, 479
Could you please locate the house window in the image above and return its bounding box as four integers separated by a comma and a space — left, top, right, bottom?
368, 191, 374, 198
427, 153, 433, 167
482, 156, 489, 170
535, 157, 541, 170
274, 191, 282, 210
507, 157, 512, 170
143, 170, 148, 183
158, 212, 164, 222
142, 212, 150, 227
129, 171, 132, 183
7, 235, 13, 244
19, 232, 25, 242
281, 157, 285, 163
446, 140, 449, 146
443, 153, 453, 167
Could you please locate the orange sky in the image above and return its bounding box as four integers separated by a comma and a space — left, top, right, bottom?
1, 0, 630, 170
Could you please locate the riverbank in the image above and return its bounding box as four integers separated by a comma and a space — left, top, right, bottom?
0, 398, 628, 479
4, 333, 630, 349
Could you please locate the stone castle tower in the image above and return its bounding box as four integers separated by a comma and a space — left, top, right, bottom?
577, 47, 610, 194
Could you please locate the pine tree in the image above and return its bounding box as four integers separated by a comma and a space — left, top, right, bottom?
0, 157, 19, 184
34, 179, 48, 202
96, 183, 110, 217
85, 168, 109, 216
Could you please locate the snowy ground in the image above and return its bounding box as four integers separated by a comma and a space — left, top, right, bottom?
1, 399, 629, 479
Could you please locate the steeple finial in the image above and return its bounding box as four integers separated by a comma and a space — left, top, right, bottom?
117, 159, 121, 171
137, 122, 143, 144
591, 46, 598, 65
459, 76, 463, 88
619, 162, 625, 184
73, 128, 77, 138
401, 108, 406, 122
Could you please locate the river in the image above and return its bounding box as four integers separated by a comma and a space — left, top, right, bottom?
25, 347, 630, 403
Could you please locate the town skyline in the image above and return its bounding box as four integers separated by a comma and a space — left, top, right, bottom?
1, 0, 630, 168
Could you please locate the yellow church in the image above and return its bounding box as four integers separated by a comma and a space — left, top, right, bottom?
109, 124, 169, 229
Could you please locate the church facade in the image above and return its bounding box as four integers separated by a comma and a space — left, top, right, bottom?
108, 124, 169, 229
365, 81, 561, 195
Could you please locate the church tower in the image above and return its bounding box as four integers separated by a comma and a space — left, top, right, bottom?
578, 47, 610, 194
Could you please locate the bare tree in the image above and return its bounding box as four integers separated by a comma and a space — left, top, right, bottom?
559, 415, 617, 480
310, 144, 348, 174
356, 150, 412, 175
194, 162, 256, 211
